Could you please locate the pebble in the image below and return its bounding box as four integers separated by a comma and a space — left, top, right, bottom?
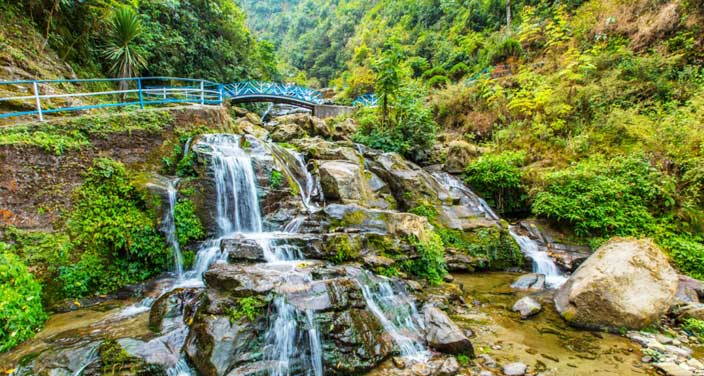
664, 344, 693, 358
641, 356, 653, 363
492, 344, 503, 350
502, 362, 527, 376
479, 354, 498, 368
658, 334, 674, 345
653, 361, 694, 376
479, 371, 494, 376
686, 358, 703, 368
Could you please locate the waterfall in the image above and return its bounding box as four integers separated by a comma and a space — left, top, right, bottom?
202, 134, 263, 235
429, 170, 500, 221
269, 144, 319, 212
164, 179, 184, 280
305, 310, 323, 376
509, 226, 567, 288
357, 273, 429, 360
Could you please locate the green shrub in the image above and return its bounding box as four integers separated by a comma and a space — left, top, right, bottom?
464, 151, 527, 214
270, 170, 284, 189
404, 232, 447, 285
449, 62, 470, 80
409, 203, 438, 220
489, 37, 523, 64
660, 234, 704, 280
531, 155, 665, 237
174, 199, 205, 246
62, 158, 170, 297
0, 250, 47, 352
427, 75, 451, 88
682, 318, 704, 338
421, 66, 447, 81
408, 56, 430, 78
226, 296, 267, 322
437, 227, 523, 270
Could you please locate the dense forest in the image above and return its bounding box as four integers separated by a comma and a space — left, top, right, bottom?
244, 0, 704, 276
1, 0, 704, 374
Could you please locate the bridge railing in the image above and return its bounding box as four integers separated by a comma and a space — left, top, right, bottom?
223, 81, 324, 104
0, 77, 224, 123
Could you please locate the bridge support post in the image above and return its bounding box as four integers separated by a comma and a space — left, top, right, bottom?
218, 84, 224, 105
32, 81, 44, 122
137, 78, 144, 109
200, 81, 205, 105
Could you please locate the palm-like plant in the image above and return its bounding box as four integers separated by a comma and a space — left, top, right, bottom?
103, 7, 146, 94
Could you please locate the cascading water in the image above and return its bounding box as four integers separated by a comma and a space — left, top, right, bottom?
357, 272, 429, 361
164, 178, 184, 280
509, 226, 567, 288
269, 144, 320, 212
431, 170, 567, 288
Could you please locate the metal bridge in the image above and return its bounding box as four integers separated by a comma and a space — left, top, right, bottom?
0, 78, 349, 123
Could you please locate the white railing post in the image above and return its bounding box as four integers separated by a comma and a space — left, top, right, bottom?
32, 81, 44, 121
200, 80, 205, 105
163, 86, 167, 100
218, 84, 223, 105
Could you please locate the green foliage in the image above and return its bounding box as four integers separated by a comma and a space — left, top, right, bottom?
437, 227, 523, 270
13, 0, 276, 82
353, 82, 438, 160
660, 234, 704, 280
61, 158, 169, 297
174, 199, 205, 246
103, 7, 146, 81
0, 250, 47, 352
682, 318, 704, 338
464, 151, 527, 214
331, 236, 359, 264
489, 37, 523, 64
456, 353, 471, 365
270, 170, 284, 189
449, 63, 470, 80
404, 232, 447, 285
226, 296, 267, 322
409, 204, 438, 220
532, 155, 666, 238
427, 75, 451, 88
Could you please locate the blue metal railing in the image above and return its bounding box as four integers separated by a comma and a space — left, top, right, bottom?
0, 77, 224, 122
222, 81, 324, 105
352, 93, 378, 107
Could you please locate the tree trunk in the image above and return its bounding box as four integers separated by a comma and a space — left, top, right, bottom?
506, 0, 512, 27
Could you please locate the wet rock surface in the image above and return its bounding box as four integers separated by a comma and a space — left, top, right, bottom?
512, 296, 542, 319
555, 238, 678, 330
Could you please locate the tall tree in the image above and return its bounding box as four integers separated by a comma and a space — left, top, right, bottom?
102, 7, 145, 94
373, 41, 403, 127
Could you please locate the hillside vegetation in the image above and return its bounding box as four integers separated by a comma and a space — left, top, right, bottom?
243, 0, 704, 278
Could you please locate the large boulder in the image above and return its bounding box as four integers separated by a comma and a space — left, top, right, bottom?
443, 140, 479, 174
423, 305, 474, 355
555, 238, 678, 330
318, 160, 373, 202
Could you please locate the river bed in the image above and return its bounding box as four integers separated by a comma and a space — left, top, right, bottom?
452, 272, 658, 375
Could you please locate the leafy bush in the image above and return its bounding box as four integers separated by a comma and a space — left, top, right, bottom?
682, 318, 704, 338
531, 155, 666, 237
489, 37, 523, 64
427, 75, 451, 88
0, 250, 47, 352
174, 199, 205, 246
226, 296, 267, 322
437, 227, 523, 270
62, 158, 170, 297
449, 63, 470, 80
660, 234, 704, 280
464, 151, 527, 214
404, 232, 447, 285
270, 170, 284, 189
